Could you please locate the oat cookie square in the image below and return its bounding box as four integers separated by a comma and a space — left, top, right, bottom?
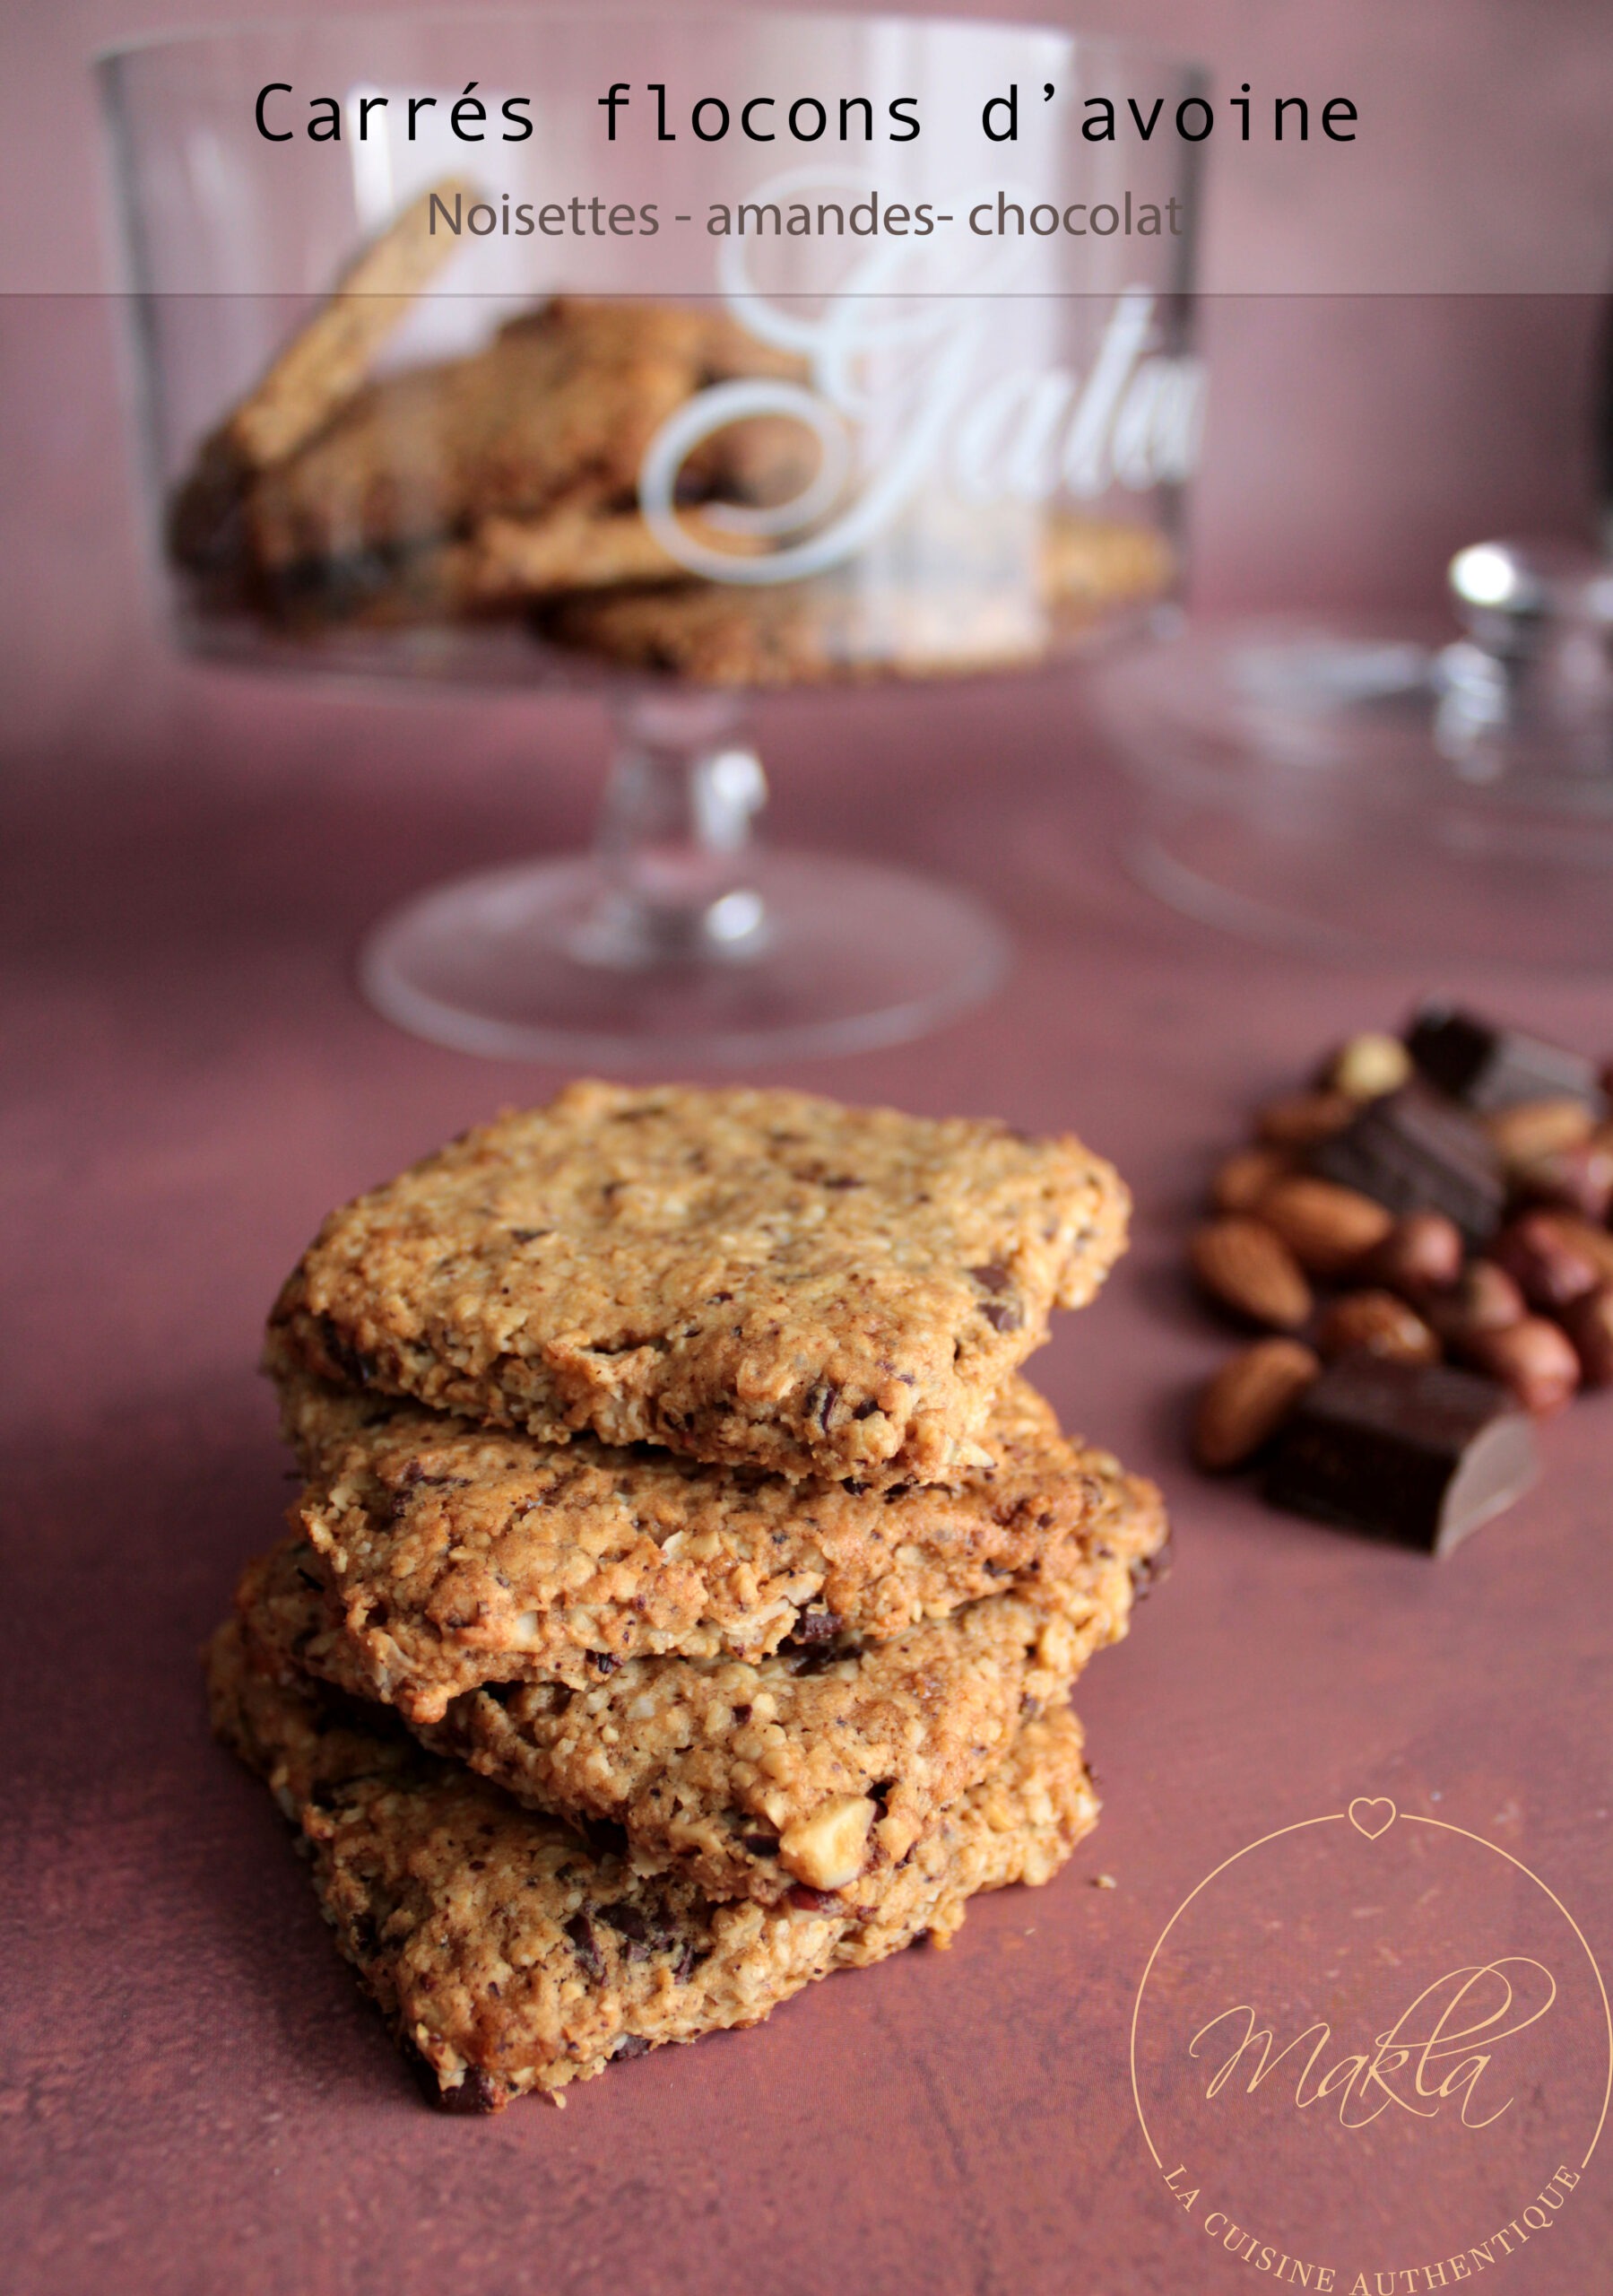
541, 577, 1059, 687
236, 1440, 1160, 1903
207, 1617, 1097, 2110
269, 1361, 1160, 1717
237, 298, 808, 581
537, 516, 1175, 688
242, 301, 705, 577
272, 1081, 1130, 1487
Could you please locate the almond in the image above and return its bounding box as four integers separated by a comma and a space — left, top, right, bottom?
1194, 1339, 1321, 1470
1483, 1096, 1594, 1170
1190, 1218, 1313, 1330
1257, 1177, 1394, 1278
1315, 1289, 1440, 1365
1256, 1091, 1356, 1147
1210, 1144, 1292, 1215
1329, 1032, 1413, 1100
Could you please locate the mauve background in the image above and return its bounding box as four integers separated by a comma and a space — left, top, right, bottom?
4, 4, 1613, 2293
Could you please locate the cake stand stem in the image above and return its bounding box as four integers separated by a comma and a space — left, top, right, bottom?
359, 688, 1009, 1066
569, 691, 770, 970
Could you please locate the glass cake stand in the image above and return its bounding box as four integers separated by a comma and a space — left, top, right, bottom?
1097, 541, 1613, 973
100, 12, 1201, 1062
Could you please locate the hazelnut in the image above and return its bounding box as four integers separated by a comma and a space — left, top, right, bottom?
778, 1795, 878, 1892
1036, 1615, 1080, 1678
1360, 1211, 1465, 1299
1529, 1213, 1613, 1287
1509, 1141, 1613, 1223
1426, 1260, 1527, 1345
1561, 1287, 1613, 1387
1329, 1031, 1413, 1100
1487, 1213, 1599, 1314
1467, 1317, 1581, 1416
1315, 1290, 1440, 1365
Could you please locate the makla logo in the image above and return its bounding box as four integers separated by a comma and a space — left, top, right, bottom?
1131, 1797, 1610, 2292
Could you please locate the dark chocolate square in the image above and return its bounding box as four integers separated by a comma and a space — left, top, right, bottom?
1406, 1003, 1606, 1117
1264, 1356, 1538, 1555
1309, 1082, 1504, 1248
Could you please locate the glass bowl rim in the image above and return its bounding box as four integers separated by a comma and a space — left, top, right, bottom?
93, 7, 1204, 86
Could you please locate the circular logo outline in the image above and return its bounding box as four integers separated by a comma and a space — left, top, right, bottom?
1130, 1801, 1612, 2264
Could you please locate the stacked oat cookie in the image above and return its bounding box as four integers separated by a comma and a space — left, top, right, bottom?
208, 1082, 1166, 2111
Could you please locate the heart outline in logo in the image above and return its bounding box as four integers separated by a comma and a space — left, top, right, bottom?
1349, 1796, 1397, 1840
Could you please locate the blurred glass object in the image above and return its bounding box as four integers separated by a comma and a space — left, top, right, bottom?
99, 13, 1203, 1063
1097, 540, 1613, 970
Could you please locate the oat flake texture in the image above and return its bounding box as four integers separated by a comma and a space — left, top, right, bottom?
272, 1080, 1130, 1488
207, 1619, 1098, 2110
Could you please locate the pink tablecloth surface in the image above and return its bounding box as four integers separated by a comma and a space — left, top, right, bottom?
4, 650, 1610, 2295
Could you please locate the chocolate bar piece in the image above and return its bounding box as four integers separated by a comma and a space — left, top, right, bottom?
1308, 1083, 1504, 1248
1405, 1003, 1607, 1117
1264, 1357, 1538, 1554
